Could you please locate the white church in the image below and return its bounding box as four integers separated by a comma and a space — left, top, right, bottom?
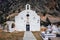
5, 4, 40, 32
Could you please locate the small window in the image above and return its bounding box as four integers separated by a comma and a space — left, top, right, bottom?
33, 17, 35, 19
26, 14, 29, 17
37, 20, 39, 23
21, 17, 23, 19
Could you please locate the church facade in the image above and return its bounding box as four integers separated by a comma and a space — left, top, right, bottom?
15, 4, 40, 31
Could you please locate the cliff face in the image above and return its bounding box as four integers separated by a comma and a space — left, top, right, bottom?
0, 0, 60, 24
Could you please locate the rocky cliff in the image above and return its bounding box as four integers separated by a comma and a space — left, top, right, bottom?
0, 0, 60, 25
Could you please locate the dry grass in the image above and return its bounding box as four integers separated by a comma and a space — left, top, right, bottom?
32, 31, 43, 40
0, 29, 43, 40
0, 30, 24, 40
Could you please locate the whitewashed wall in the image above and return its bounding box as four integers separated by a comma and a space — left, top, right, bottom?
15, 9, 40, 31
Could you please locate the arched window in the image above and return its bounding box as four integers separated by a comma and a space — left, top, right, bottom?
11, 23, 15, 28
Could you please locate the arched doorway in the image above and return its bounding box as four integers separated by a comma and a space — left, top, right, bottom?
26, 24, 30, 31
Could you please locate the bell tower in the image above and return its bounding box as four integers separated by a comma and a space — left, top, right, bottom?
26, 4, 31, 10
